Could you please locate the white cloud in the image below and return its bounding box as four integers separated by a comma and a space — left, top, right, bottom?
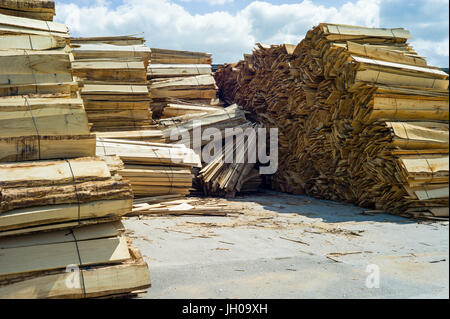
55, 0, 448, 66
411, 37, 449, 66
179, 0, 234, 5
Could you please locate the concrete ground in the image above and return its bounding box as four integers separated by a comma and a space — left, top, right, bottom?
123, 190, 449, 299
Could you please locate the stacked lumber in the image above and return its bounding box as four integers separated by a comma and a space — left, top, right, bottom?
0, 0, 55, 21
148, 48, 217, 118
150, 48, 212, 64
216, 23, 449, 219
149, 74, 218, 118
72, 36, 152, 132
148, 64, 211, 79
0, 13, 95, 162
96, 138, 200, 197
0, 157, 133, 235
0, 156, 151, 298
0, 222, 151, 299
71, 35, 146, 46
0, 5, 150, 298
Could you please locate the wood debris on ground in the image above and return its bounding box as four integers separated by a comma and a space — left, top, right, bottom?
215, 23, 449, 219
0, 3, 150, 299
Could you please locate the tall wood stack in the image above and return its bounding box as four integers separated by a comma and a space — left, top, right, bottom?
71, 35, 152, 132
0, 2, 150, 298
216, 24, 449, 219
148, 48, 218, 118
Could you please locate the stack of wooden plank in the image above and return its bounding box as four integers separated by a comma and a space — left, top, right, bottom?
0, 5, 150, 298
0, 0, 55, 21
150, 48, 212, 64
72, 36, 152, 132
216, 24, 449, 219
71, 35, 146, 47
96, 138, 200, 198
0, 157, 133, 235
0, 13, 96, 162
0, 222, 151, 299
148, 64, 211, 79
148, 48, 217, 118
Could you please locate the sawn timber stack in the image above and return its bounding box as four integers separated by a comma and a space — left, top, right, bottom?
0, 12, 95, 162
0, 5, 151, 298
147, 48, 218, 118
71, 36, 152, 132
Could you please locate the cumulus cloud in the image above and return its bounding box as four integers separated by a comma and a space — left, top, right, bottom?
179, 0, 234, 5
55, 0, 448, 66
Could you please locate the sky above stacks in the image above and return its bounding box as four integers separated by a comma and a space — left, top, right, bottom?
55, 0, 449, 66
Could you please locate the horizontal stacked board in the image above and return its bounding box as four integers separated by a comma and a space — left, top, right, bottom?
72, 37, 152, 132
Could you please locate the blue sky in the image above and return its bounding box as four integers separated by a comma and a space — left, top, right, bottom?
55, 0, 449, 66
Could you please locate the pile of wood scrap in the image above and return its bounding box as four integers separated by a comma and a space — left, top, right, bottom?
158, 104, 262, 197
197, 123, 263, 197
0, 0, 55, 21
96, 138, 201, 197
214, 62, 245, 106
147, 48, 218, 118
216, 23, 449, 219
71, 36, 152, 132
0, 6, 150, 298
130, 197, 241, 217
161, 102, 223, 120
159, 103, 249, 146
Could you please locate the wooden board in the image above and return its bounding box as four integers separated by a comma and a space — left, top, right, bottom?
0, 236, 130, 277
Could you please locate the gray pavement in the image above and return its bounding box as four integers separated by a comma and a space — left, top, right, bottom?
123, 190, 449, 299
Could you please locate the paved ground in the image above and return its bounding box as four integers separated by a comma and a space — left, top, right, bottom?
123, 190, 449, 299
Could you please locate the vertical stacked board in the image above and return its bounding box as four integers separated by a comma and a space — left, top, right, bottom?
215, 24, 449, 219
0, 4, 150, 298
148, 48, 218, 118
71, 35, 152, 132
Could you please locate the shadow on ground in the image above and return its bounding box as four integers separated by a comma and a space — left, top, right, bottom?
231, 189, 415, 224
